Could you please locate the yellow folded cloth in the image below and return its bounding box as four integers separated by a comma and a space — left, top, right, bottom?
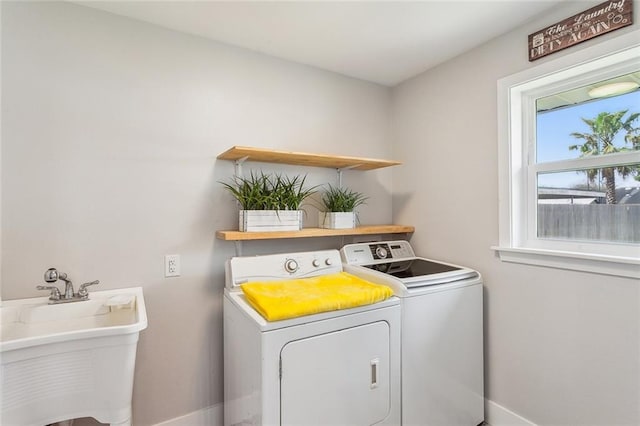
240, 271, 393, 321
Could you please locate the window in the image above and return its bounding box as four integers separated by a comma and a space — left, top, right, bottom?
495, 30, 640, 278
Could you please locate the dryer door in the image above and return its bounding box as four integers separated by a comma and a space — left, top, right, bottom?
280, 321, 390, 426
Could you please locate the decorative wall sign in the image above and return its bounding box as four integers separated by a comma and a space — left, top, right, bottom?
528, 0, 633, 61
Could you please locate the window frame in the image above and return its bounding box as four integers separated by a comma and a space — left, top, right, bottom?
495, 29, 640, 279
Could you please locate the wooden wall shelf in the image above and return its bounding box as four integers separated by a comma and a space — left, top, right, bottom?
216, 146, 411, 248
216, 225, 415, 241
217, 146, 401, 170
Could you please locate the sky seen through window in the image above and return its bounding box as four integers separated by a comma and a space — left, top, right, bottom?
536, 90, 639, 190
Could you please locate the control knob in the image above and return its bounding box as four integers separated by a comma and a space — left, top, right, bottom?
325, 258, 333, 266
375, 246, 388, 259
312, 259, 320, 267
284, 259, 299, 273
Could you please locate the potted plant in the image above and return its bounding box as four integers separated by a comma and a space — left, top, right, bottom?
220, 171, 316, 232
318, 184, 368, 229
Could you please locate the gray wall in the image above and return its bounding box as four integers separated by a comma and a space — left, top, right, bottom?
391, 1, 640, 425
1, 2, 393, 424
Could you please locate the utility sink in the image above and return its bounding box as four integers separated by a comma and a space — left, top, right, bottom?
0, 287, 148, 426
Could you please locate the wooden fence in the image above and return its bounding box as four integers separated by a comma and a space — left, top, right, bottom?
538, 204, 640, 243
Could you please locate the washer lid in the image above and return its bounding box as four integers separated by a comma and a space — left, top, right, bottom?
361, 258, 477, 287
341, 240, 478, 287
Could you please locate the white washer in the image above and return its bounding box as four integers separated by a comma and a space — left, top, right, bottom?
341, 241, 484, 426
223, 249, 401, 426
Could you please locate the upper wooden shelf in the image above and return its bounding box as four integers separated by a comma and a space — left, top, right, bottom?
216, 225, 415, 241
217, 146, 401, 171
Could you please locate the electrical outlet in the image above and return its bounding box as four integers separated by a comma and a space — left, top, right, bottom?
165, 254, 180, 277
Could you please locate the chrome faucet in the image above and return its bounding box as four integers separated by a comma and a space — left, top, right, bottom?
37, 268, 99, 304
44, 268, 74, 298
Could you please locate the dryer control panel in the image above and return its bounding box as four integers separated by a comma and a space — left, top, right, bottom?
341, 240, 415, 265
226, 249, 343, 290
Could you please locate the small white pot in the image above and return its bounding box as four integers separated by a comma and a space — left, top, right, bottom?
318, 211, 356, 229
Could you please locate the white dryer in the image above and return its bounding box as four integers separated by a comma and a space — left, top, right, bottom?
341, 241, 484, 426
223, 249, 401, 426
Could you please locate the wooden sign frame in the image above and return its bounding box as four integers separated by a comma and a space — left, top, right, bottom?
528, 0, 633, 61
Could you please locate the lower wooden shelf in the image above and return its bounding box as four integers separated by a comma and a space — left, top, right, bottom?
216, 225, 415, 241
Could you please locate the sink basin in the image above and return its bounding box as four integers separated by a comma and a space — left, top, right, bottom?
1, 287, 148, 426
1, 287, 146, 351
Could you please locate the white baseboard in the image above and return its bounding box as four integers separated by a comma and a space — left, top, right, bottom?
485, 399, 537, 426
155, 399, 534, 426
153, 403, 223, 426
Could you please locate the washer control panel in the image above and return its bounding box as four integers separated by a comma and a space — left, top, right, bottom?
340, 240, 416, 265
226, 249, 343, 290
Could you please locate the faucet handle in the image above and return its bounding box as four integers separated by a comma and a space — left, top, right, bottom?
36, 285, 61, 300
78, 280, 100, 297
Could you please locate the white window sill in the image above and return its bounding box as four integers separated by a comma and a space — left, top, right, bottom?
492, 246, 640, 279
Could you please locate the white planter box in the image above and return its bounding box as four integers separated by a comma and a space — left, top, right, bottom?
318, 211, 356, 229
240, 210, 303, 232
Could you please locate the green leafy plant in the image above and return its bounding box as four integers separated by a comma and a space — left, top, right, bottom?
320, 184, 368, 212
569, 109, 639, 204
220, 171, 317, 210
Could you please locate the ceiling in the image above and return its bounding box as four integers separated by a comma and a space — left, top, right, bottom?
75, 0, 565, 86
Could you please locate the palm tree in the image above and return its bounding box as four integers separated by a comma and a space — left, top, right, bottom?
569, 110, 639, 204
